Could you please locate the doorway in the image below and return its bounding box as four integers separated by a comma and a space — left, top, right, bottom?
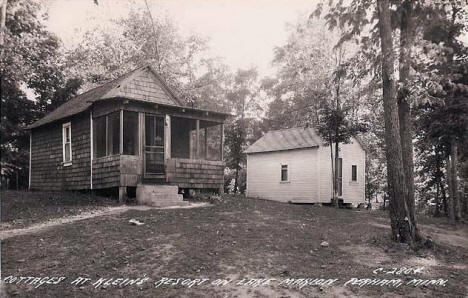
144, 114, 165, 177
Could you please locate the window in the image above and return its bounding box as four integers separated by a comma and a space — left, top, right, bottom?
171, 117, 222, 161
205, 122, 222, 161
171, 117, 196, 159
352, 165, 357, 181
94, 116, 106, 158
107, 111, 120, 155
123, 111, 139, 155
62, 122, 72, 165
281, 164, 288, 182
93, 111, 122, 158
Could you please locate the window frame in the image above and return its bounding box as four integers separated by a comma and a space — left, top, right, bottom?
106, 111, 121, 156
280, 164, 289, 183
62, 122, 72, 166
122, 110, 140, 155
93, 115, 107, 158
93, 111, 123, 159
351, 165, 357, 182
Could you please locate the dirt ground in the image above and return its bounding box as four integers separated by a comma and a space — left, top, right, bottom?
1, 191, 467, 297
1, 190, 117, 229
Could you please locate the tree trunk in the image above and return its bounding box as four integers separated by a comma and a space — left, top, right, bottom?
0, 0, 7, 61
435, 181, 440, 217
329, 134, 335, 203
234, 165, 239, 194
377, 0, 416, 245
335, 141, 340, 207
451, 139, 461, 220
463, 181, 468, 219
398, 0, 419, 238
440, 179, 447, 216
445, 157, 455, 222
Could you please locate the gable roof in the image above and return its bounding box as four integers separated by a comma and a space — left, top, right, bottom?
244, 127, 323, 154
28, 65, 184, 129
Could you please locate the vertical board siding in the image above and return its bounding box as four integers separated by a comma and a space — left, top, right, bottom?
246, 148, 319, 202
247, 139, 365, 204
317, 139, 366, 204
338, 138, 366, 204
30, 114, 91, 190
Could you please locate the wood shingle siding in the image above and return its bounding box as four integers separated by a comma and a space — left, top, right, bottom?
166, 158, 224, 189
118, 68, 174, 106
30, 113, 91, 190
92, 155, 120, 189
28, 65, 229, 195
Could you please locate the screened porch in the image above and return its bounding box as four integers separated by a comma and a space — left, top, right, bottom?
91, 109, 224, 188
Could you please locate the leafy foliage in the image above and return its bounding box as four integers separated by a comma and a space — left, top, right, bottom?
1, 0, 82, 188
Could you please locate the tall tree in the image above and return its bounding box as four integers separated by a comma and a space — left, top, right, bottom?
64, 8, 231, 112
0, 0, 81, 188
224, 68, 259, 193
398, 0, 417, 226
413, 2, 468, 221
262, 18, 337, 129
377, 0, 416, 244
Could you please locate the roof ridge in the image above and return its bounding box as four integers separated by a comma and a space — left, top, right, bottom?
244, 126, 320, 154
267, 126, 311, 133
27, 64, 176, 129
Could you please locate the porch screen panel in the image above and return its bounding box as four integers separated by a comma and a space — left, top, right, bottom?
94, 116, 106, 158
198, 127, 206, 159
171, 117, 195, 159
107, 111, 120, 155
205, 123, 222, 161
190, 130, 197, 159
123, 111, 138, 155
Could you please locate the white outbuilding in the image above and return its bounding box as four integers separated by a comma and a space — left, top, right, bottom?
245, 127, 366, 206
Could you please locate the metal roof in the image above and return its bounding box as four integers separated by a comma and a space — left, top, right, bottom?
244, 127, 323, 154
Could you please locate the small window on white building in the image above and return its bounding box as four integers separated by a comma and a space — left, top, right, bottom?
62, 122, 72, 165
281, 164, 288, 182
352, 165, 357, 181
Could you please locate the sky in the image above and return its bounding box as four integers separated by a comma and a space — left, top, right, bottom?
45, 0, 317, 76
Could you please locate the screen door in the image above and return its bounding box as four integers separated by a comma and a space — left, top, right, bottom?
144, 114, 165, 176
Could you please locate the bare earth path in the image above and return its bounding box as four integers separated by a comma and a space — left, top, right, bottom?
1, 203, 210, 240
2, 195, 467, 298
369, 221, 468, 248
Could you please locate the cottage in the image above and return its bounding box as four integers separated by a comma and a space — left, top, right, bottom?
28, 65, 229, 205
244, 127, 365, 205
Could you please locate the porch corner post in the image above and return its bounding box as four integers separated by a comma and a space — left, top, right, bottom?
220, 123, 225, 195
90, 110, 93, 190
119, 109, 123, 154
139, 112, 144, 176
165, 114, 171, 159
119, 186, 126, 204
196, 119, 200, 159
221, 123, 224, 162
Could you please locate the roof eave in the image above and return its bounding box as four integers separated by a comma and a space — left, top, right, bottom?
245, 145, 319, 154
26, 107, 91, 130
94, 96, 232, 118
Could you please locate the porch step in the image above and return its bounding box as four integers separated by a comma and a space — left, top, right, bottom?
136, 184, 189, 207
142, 177, 167, 184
